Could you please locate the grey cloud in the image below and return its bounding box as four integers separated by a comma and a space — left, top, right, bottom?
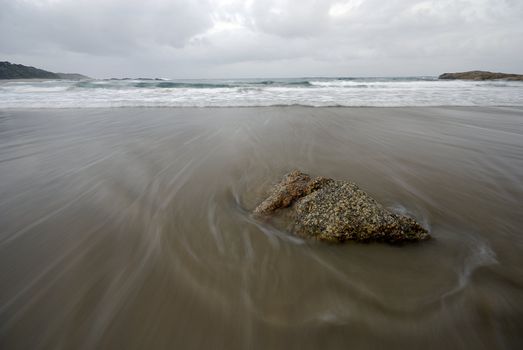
248, 0, 334, 38
0, 0, 213, 55
0, 0, 522, 78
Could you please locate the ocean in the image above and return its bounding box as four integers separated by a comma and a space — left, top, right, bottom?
1, 76, 522, 107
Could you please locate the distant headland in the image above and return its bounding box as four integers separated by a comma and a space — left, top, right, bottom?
0, 61, 89, 80
439, 70, 523, 81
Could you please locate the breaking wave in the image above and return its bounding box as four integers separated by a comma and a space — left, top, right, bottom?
1, 76, 522, 108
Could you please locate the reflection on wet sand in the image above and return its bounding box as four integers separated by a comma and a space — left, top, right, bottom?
0, 107, 522, 349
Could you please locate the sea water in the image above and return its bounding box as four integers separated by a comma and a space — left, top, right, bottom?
1, 77, 522, 107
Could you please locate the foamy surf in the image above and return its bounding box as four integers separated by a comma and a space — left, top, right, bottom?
1, 77, 522, 108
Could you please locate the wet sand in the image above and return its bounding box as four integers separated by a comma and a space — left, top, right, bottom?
0, 106, 522, 349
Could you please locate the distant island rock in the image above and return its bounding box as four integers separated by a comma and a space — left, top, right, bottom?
254, 170, 430, 244
0, 61, 89, 80
439, 71, 523, 81
55, 73, 89, 80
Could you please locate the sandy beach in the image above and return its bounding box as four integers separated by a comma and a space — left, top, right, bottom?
1, 106, 522, 349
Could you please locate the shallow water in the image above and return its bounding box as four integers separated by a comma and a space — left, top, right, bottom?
0, 107, 522, 349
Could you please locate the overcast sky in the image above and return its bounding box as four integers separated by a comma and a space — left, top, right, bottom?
1, 0, 522, 78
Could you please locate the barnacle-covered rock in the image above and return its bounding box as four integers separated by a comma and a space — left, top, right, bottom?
254, 170, 430, 243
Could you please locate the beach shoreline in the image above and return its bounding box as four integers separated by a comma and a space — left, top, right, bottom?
1, 106, 522, 349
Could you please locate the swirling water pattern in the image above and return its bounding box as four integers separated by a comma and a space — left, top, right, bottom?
0, 106, 522, 349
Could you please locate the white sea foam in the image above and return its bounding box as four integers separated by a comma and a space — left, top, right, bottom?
1, 77, 522, 108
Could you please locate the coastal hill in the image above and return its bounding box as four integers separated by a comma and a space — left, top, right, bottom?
0, 61, 89, 80
439, 70, 523, 81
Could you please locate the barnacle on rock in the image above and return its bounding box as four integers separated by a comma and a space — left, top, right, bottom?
254, 170, 430, 243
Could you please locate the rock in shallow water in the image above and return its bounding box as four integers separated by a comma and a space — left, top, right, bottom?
254, 170, 430, 243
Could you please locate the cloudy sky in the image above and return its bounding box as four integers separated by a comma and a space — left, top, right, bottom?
1, 0, 522, 78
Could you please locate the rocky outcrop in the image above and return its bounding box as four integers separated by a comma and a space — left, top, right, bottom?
254, 170, 430, 243
0, 61, 89, 80
439, 71, 523, 81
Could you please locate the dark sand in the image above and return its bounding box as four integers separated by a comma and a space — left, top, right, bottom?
0, 107, 522, 349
